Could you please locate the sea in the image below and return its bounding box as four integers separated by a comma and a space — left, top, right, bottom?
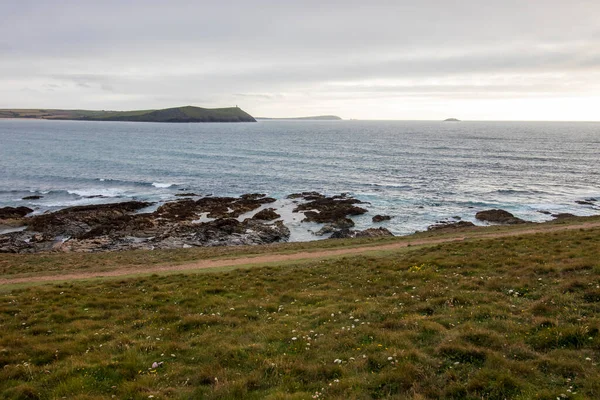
1, 119, 599, 241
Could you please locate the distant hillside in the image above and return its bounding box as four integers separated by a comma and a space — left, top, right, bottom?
0, 106, 256, 123
257, 115, 342, 121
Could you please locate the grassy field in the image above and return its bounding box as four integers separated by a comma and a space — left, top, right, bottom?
1, 223, 600, 399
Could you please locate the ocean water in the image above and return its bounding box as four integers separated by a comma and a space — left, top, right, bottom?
1, 119, 598, 239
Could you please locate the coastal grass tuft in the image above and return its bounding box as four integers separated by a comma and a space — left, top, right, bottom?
1, 226, 600, 398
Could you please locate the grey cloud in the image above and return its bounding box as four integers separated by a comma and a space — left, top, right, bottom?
1, 1, 599, 118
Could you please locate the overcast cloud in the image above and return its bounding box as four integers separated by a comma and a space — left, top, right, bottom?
1, 0, 599, 120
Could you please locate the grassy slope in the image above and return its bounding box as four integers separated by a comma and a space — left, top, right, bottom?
0, 106, 256, 123
1, 224, 600, 399
2, 217, 597, 280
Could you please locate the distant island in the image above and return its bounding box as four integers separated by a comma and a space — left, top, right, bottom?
257, 115, 342, 121
0, 106, 256, 123
444, 118, 461, 122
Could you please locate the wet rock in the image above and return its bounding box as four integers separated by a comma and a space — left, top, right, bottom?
576, 200, 596, 206
329, 229, 354, 239
0, 206, 33, 219
0, 231, 55, 253
552, 213, 577, 220
252, 208, 280, 221
22, 195, 43, 200
26, 201, 152, 237
328, 227, 394, 239
475, 209, 526, 224
372, 215, 392, 223
538, 210, 552, 215
355, 227, 394, 238
314, 218, 355, 236
287, 191, 323, 200
240, 193, 267, 200
156, 199, 199, 221
293, 193, 367, 223
427, 221, 476, 231
1, 194, 295, 253
196, 196, 276, 218
174, 192, 200, 197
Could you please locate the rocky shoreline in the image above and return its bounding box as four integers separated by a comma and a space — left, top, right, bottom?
0, 193, 597, 254
0, 192, 392, 253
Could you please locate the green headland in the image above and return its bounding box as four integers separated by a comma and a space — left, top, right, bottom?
0, 106, 256, 123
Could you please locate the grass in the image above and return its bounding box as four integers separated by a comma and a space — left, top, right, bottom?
2, 216, 598, 280
1, 225, 600, 398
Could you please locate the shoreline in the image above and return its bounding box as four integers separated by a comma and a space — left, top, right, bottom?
1, 191, 598, 255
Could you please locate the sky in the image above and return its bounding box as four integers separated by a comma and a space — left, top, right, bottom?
1, 0, 599, 120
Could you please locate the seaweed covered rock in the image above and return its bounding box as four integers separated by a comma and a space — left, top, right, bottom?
372, 215, 392, 223
427, 221, 476, 232
0, 206, 33, 219
292, 193, 368, 224
475, 209, 526, 225
252, 208, 281, 221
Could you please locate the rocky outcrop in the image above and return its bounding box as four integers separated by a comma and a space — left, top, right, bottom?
291, 192, 367, 224
355, 227, 394, 238
427, 221, 476, 231
26, 201, 152, 237
0, 206, 33, 219
196, 195, 276, 218
329, 227, 394, 239
372, 215, 392, 223
475, 209, 526, 225
0, 192, 387, 253
314, 218, 355, 236
576, 198, 597, 206
552, 213, 577, 220
252, 208, 280, 221
0, 196, 290, 253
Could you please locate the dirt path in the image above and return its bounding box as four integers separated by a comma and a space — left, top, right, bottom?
2, 221, 600, 285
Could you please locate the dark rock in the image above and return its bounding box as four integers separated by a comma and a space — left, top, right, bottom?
552, 213, 577, 220
293, 193, 367, 224
329, 229, 354, 239
252, 208, 280, 221
3, 195, 292, 253
355, 227, 394, 238
240, 193, 267, 200
22, 195, 43, 200
475, 209, 526, 224
538, 210, 552, 215
452, 216, 462, 220
427, 221, 476, 231
315, 218, 355, 236
576, 200, 595, 206
156, 199, 198, 221
287, 191, 323, 200
372, 215, 392, 223
26, 201, 152, 237
0, 206, 33, 219
174, 192, 200, 197
196, 195, 276, 218
328, 227, 394, 239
